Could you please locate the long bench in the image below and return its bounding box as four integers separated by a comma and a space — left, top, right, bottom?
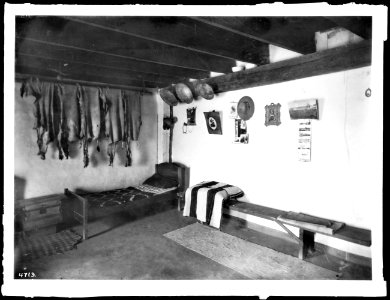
224, 201, 371, 260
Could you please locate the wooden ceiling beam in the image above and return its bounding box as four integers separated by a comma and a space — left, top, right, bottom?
15, 64, 162, 89
16, 38, 210, 80
185, 40, 371, 94
17, 53, 183, 85
65, 16, 270, 65
16, 16, 236, 73
15, 72, 154, 93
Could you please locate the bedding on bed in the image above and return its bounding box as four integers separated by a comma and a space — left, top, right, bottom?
79, 184, 177, 208
183, 181, 244, 229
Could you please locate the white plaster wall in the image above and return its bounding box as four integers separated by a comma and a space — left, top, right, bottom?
170, 66, 380, 233
14, 82, 159, 198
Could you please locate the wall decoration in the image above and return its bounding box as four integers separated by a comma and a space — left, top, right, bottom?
186, 107, 197, 125
204, 111, 222, 135
175, 82, 194, 104
264, 103, 281, 126
288, 99, 319, 120
229, 101, 238, 119
297, 120, 312, 162
234, 119, 249, 144
237, 96, 255, 121
194, 81, 214, 100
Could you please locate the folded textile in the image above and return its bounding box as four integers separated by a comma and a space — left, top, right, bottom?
183, 181, 244, 229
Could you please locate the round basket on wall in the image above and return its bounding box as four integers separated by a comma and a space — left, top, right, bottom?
194, 81, 214, 100
174, 82, 194, 104
159, 86, 179, 106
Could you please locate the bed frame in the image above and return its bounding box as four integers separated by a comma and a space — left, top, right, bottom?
63, 162, 189, 240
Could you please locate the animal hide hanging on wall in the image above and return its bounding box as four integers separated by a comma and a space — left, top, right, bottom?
21, 76, 143, 168
122, 90, 142, 167
21, 78, 67, 160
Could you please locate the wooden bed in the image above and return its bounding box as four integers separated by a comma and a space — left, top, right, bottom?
62, 162, 189, 240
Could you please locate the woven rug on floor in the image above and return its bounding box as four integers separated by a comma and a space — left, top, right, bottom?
164, 223, 338, 280
18, 230, 82, 261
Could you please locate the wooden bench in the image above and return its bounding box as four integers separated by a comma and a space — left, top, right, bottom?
224, 201, 371, 260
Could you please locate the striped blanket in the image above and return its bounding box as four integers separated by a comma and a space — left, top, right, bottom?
183, 181, 244, 229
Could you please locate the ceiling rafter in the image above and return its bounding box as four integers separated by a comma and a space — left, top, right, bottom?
16, 36, 216, 73
17, 52, 185, 83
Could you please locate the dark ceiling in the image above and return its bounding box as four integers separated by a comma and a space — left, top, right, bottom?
15, 16, 372, 91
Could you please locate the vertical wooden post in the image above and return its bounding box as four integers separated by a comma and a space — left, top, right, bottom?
169, 105, 173, 163
298, 229, 315, 259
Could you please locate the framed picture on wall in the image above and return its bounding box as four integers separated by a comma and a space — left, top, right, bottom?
265, 103, 281, 126
186, 107, 197, 125
204, 111, 222, 135
234, 119, 249, 144
288, 98, 319, 120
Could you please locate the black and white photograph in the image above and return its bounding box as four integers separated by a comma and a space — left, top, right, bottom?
3, 3, 386, 298
234, 119, 249, 144
288, 98, 320, 120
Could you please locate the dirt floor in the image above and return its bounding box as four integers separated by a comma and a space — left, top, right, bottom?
14, 203, 371, 280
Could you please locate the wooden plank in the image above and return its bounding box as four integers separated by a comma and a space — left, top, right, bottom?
24, 206, 61, 219
16, 38, 210, 80
67, 16, 270, 65
16, 16, 236, 73
23, 214, 62, 231
333, 225, 371, 247
190, 40, 371, 94
192, 17, 338, 54
226, 201, 372, 247
15, 65, 160, 89
227, 202, 285, 221
15, 194, 62, 210
16, 56, 175, 87
17, 53, 187, 83
15, 72, 154, 94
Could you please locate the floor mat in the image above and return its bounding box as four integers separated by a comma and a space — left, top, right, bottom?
17, 230, 82, 261
164, 223, 338, 280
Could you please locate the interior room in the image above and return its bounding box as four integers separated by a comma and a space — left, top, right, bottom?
4, 4, 385, 297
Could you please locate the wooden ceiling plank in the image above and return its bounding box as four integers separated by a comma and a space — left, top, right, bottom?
15, 65, 160, 89
65, 16, 270, 65
191, 16, 339, 54
17, 52, 184, 84
324, 16, 372, 39
16, 16, 235, 73
16, 39, 210, 80
186, 40, 371, 94
15, 59, 173, 87
15, 72, 154, 93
